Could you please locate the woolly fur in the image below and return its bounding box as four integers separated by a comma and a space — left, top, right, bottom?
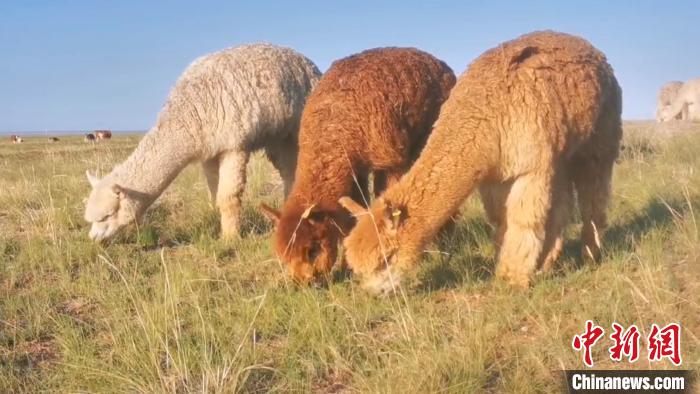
342, 31, 623, 294
84, 44, 321, 241
656, 81, 683, 122
261, 47, 455, 284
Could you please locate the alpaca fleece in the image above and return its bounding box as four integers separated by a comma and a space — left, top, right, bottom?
262, 47, 455, 284
656, 81, 683, 122
342, 31, 623, 294
84, 44, 321, 241
657, 78, 700, 122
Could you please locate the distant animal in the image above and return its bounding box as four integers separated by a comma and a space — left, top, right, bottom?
259, 47, 455, 284
10, 135, 23, 144
94, 130, 112, 140
657, 78, 700, 122
341, 31, 623, 294
48, 137, 60, 143
84, 44, 321, 242
84, 133, 96, 142
656, 81, 683, 122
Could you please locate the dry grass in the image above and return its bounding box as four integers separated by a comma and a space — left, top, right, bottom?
1, 123, 698, 392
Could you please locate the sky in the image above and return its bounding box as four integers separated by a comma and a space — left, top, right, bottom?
1, 1, 699, 132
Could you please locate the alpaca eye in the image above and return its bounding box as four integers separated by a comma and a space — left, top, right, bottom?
307, 243, 321, 261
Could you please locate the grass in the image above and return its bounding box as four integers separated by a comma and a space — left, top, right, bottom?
1, 123, 698, 393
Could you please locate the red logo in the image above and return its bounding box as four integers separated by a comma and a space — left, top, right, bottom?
572, 320, 605, 367
648, 323, 682, 366
609, 323, 640, 362
572, 321, 682, 367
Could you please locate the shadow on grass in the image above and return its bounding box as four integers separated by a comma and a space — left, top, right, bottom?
417, 217, 495, 292
127, 203, 273, 253
417, 196, 696, 292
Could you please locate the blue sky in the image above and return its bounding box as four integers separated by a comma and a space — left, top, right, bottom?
1, 1, 699, 132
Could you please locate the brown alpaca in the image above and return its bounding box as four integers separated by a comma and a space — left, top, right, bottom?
340, 31, 623, 294
261, 47, 455, 284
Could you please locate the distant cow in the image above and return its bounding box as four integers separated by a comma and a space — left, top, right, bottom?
84, 133, 96, 142
48, 137, 60, 143
94, 130, 112, 140
10, 135, 23, 144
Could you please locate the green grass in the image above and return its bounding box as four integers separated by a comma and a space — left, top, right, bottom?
1, 124, 698, 393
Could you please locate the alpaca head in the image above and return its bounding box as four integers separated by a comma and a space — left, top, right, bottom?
260, 203, 346, 285
657, 104, 684, 123
656, 105, 677, 122
84, 171, 139, 242
338, 196, 409, 294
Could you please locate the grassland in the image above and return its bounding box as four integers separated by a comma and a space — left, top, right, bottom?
1, 123, 698, 393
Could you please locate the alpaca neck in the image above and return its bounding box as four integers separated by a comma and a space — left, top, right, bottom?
385, 123, 493, 248
109, 127, 198, 209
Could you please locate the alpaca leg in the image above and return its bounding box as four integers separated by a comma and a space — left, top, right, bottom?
539, 174, 573, 273
495, 172, 553, 288
479, 181, 512, 248
217, 150, 249, 239
265, 136, 298, 198
202, 157, 220, 205
574, 157, 614, 262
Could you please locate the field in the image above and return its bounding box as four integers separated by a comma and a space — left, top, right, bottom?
1, 123, 698, 393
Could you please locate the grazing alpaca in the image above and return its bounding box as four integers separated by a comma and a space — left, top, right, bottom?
656, 81, 683, 122
657, 78, 700, 122
10, 135, 23, 144
84, 44, 321, 242
340, 31, 623, 293
84, 133, 96, 142
48, 137, 60, 143
95, 130, 112, 140
260, 47, 455, 284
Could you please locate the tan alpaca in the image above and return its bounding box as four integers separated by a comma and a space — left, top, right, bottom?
340, 31, 623, 294
84, 44, 320, 242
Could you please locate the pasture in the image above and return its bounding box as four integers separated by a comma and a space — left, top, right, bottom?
1, 122, 698, 392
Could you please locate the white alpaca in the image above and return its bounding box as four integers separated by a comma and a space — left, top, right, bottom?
657, 78, 700, 122
655, 81, 683, 122
84, 44, 321, 241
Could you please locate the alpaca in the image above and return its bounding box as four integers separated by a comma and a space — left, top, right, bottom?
656, 81, 683, 122
84, 133, 96, 142
95, 130, 112, 140
657, 78, 700, 122
48, 137, 60, 143
340, 31, 623, 294
84, 44, 321, 242
10, 135, 23, 144
260, 47, 455, 284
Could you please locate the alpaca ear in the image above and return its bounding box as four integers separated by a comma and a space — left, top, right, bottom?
86, 171, 100, 187
260, 203, 281, 224
301, 204, 326, 224
338, 196, 366, 216
382, 200, 406, 230
300, 204, 316, 219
